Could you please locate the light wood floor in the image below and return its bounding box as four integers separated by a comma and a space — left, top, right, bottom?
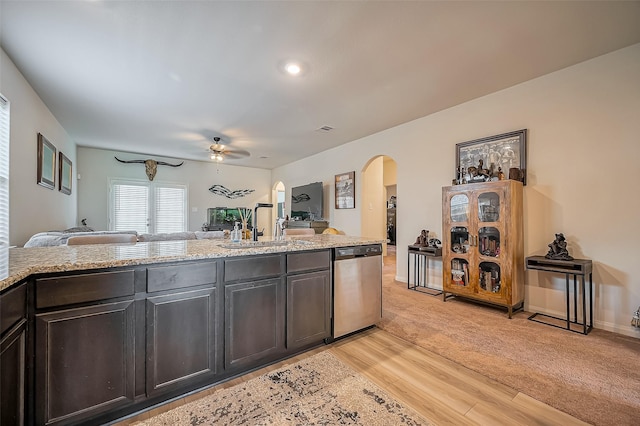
330, 327, 588, 426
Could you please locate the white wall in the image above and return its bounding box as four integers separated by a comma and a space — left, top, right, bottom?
361, 156, 386, 240
273, 43, 640, 337
77, 147, 273, 233
1, 49, 77, 246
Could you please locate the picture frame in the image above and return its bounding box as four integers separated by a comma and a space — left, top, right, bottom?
456, 129, 528, 185
37, 133, 56, 190
335, 171, 355, 209
59, 152, 72, 195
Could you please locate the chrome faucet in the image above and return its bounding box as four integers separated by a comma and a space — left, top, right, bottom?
252, 203, 273, 241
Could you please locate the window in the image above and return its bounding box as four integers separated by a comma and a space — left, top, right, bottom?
0, 94, 9, 256
109, 179, 187, 234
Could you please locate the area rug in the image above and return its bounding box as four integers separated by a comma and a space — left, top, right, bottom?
134, 351, 428, 425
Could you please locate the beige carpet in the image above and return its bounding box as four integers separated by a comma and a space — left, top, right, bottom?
379, 252, 640, 426
133, 352, 428, 425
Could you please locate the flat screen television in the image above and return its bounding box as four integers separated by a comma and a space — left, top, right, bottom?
207, 207, 252, 230
291, 182, 323, 220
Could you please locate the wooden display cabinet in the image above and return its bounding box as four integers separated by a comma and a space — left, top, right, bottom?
442, 180, 524, 317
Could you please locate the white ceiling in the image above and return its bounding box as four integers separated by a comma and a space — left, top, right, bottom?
2, 1, 640, 169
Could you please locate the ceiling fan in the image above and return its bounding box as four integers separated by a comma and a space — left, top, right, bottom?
207, 137, 250, 162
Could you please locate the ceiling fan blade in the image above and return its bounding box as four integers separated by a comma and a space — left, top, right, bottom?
222, 149, 250, 160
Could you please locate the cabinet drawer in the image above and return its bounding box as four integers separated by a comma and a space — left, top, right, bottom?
36, 270, 135, 309
224, 255, 283, 282
147, 261, 217, 292
287, 250, 330, 274
1, 282, 26, 336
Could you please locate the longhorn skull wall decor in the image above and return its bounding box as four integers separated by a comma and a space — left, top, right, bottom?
114, 157, 184, 181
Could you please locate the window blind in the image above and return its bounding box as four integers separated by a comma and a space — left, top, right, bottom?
110, 180, 187, 234
154, 185, 186, 233
0, 94, 10, 252
112, 183, 149, 234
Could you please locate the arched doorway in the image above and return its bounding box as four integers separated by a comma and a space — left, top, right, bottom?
272, 181, 286, 219
360, 155, 397, 258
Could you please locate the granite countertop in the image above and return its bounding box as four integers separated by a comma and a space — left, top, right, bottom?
0, 235, 384, 292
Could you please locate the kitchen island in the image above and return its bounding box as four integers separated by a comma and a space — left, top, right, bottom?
0, 235, 383, 426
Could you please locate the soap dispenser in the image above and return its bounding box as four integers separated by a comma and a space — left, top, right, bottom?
231, 222, 241, 242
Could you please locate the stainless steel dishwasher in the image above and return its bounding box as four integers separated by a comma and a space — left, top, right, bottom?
333, 244, 383, 338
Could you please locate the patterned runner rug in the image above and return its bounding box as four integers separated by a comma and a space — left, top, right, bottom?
134, 351, 428, 425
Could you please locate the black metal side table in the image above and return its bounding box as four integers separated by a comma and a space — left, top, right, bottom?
408, 245, 442, 296
525, 256, 593, 335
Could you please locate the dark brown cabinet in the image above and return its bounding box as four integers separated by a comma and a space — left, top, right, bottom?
145, 261, 218, 397
1, 282, 27, 426
286, 270, 331, 350
33, 267, 138, 425
146, 287, 217, 396
35, 300, 136, 425
224, 278, 285, 370
286, 250, 331, 350
3, 248, 337, 425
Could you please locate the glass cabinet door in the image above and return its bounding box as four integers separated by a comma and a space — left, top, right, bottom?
450, 194, 469, 222
479, 261, 501, 293
450, 227, 470, 254
478, 226, 500, 257
450, 258, 469, 287
478, 191, 500, 222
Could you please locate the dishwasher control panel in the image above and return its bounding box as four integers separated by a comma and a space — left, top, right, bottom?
334, 244, 382, 259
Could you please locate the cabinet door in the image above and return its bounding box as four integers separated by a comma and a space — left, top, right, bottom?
286, 270, 331, 350
475, 186, 508, 303
146, 288, 217, 396
442, 190, 474, 295
224, 279, 285, 370
35, 301, 135, 425
1, 321, 26, 426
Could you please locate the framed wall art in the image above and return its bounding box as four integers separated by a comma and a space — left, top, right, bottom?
37, 133, 56, 189
59, 152, 72, 195
456, 129, 527, 185
335, 171, 355, 209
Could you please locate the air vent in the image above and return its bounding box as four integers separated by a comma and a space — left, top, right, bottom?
316, 126, 334, 132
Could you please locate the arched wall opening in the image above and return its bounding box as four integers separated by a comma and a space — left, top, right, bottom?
360, 155, 397, 257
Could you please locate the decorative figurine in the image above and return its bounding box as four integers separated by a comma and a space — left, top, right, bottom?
497, 167, 505, 180
414, 229, 428, 247
545, 233, 574, 261
477, 159, 491, 180
632, 306, 640, 328
428, 238, 441, 248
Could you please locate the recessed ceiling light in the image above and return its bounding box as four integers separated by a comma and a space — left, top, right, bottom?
279, 60, 307, 77
285, 62, 301, 75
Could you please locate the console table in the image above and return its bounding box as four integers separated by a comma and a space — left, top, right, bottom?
408, 245, 442, 296
525, 256, 593, 335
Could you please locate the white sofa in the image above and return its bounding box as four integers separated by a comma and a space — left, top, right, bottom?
23, 229, 227, 247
